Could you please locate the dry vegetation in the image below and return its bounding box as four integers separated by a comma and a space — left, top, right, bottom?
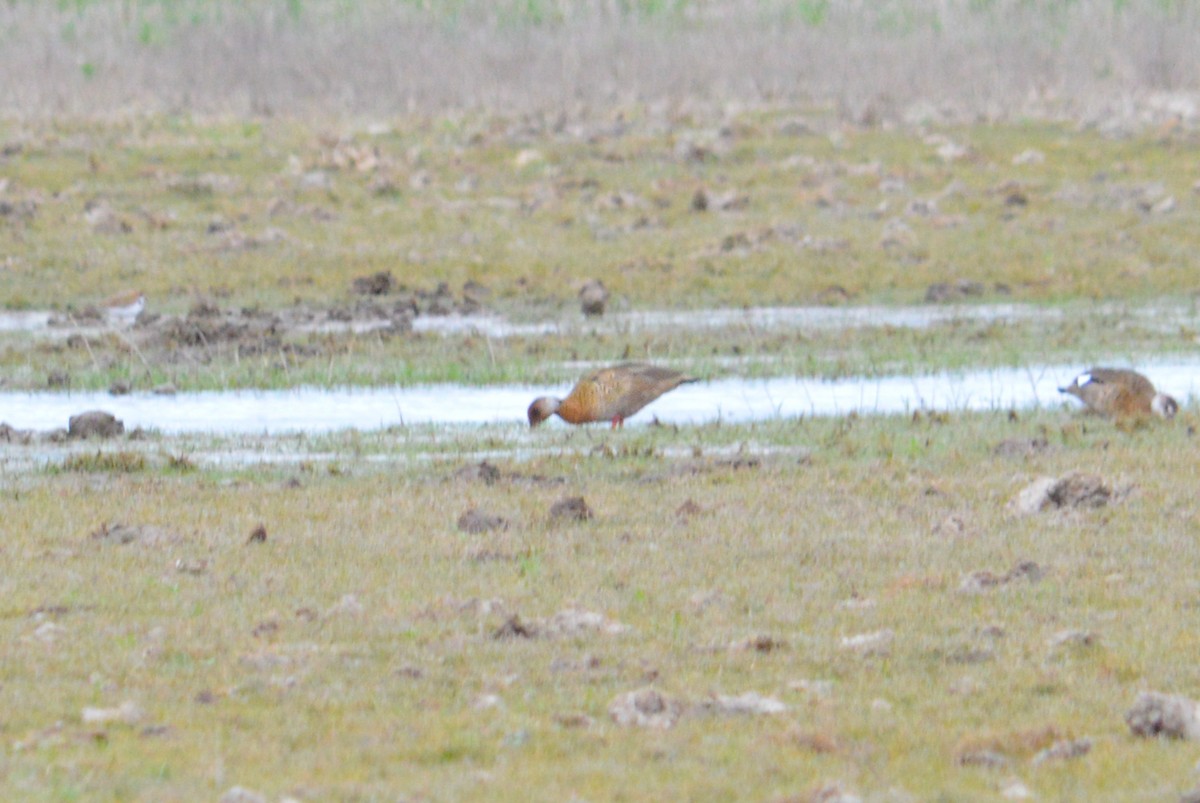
2, 1, 1200, 799
1, 0, 1198, 120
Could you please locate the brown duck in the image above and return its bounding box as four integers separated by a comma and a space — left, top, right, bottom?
528, 363, 697, 428
1059, 367, 1178, 420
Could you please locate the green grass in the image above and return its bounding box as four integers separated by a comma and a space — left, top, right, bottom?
1, 411, 1198, 799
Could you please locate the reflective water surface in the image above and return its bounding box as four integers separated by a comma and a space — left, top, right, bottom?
6, 300, 1199, 340
1, 361, 1195, 435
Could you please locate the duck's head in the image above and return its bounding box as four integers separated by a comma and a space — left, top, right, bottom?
1058, 371, 1090, 397
527, 396, 561, 428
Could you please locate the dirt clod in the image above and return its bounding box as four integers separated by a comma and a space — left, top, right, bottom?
1032, 737, 1092, 764
960, 560, 1043, 594
1011, 472, 1112, 515
579, 278, 609, 316
68, 410, 124, 439
675, 498, 705, 521
457, 508, 509, 534
993, 437, 1050, 458
352, 271, 395, 295
453, 460, 501, 484
218, 788, 267, 803
81, 700, 143, 726
493, 615, 537, 640
549, 496, 593, 522
1049, 472, 1111, 508
246, 524, 267, 544
609, 687, 685, 729
732, 634, 786, 653
89, 522, 177, 546
1126, 691, 1200, 740
696, 691, 787, 716
0, 423, 34, 444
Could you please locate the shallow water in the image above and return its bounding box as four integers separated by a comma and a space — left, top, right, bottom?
6, 300, 1198, 340
2, 361, 1194, 435
254, 300, 1200, 338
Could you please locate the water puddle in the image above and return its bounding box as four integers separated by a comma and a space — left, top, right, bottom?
5, 301, 1198, 340
0, 361, 1194, 435
355, 302, 1190, 338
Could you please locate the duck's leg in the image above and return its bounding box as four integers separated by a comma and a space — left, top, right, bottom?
611, 415, 624, 429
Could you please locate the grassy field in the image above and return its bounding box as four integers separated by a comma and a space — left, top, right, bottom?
5, 113, 1199, 310
2, 2, 1200, 800
1, 110, 1199, 391
3, 411, 1200, 800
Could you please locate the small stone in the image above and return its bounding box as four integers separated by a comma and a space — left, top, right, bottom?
1127, 691, 1200, 739
246, 524, 267, 544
